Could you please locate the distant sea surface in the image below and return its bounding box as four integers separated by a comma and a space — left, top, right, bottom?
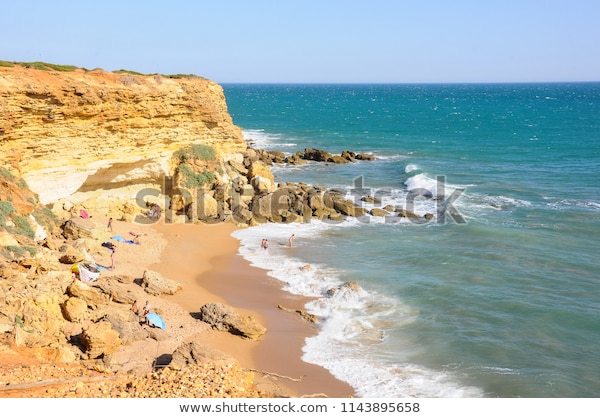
223, 83, 600, 397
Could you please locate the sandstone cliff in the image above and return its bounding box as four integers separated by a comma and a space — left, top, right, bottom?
0, 65, 244, 204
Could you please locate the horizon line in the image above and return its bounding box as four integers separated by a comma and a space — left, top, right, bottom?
219, 80, 600, 85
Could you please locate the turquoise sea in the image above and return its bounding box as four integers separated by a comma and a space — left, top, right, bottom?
223, 84, 600, 397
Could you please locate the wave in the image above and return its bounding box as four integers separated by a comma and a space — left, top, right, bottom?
232, 221, 483, 397
242, 129, 298, 149
375, 154, 409, 162
543, 198, 600, 211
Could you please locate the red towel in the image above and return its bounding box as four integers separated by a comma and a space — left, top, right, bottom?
80, 209, 89, 219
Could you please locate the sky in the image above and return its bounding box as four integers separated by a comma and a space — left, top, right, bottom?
1, 0, 599, 83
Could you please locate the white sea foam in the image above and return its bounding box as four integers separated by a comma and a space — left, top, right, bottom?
376, 154, 409, 161
242, 129, 297, 149
232, 220, 483, 397
544, 198, 600, 211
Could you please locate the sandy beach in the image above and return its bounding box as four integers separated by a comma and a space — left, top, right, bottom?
149, 221, 354, 397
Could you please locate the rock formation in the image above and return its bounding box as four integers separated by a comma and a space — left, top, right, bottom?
0, 64, 244, 205
196, 303, 267, 340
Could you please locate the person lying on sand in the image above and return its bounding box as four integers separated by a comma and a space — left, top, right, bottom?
129, 231, 145, 245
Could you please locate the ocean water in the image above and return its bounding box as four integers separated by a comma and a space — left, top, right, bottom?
223, 84, 600, 397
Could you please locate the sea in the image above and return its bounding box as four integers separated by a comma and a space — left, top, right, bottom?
222, 83, 600, 397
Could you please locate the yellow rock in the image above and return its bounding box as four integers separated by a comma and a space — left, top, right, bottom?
0, 65, 244, 205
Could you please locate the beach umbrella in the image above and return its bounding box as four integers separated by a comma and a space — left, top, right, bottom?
146, 312, 166, 330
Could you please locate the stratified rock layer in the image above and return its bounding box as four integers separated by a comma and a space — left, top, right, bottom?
0, 66, 244, 204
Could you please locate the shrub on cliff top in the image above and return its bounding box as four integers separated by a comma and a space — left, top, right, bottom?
174, 144, 217, 163
178, 164, 216, 189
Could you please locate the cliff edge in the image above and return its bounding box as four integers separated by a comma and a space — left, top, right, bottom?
0, 64, 244, 204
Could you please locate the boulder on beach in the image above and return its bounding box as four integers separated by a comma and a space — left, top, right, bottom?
196, 303, 266, 340
277, 304, 319, 324
62, 217, 108, 241
169, 338, 236, 370
93, 277, 138, 304
141, 270, 183, 296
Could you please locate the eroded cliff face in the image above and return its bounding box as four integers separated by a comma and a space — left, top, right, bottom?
0, 65, 244, 204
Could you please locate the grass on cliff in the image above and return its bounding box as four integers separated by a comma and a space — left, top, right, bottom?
9, 215, 35, 238
1, 60, 205, 79
0, 60, 79, 72
32, 206, 58, 229
0, 201, 15, 228
175, 144, 217, 163
178, 164, 216, 189
0, 167, 16, 182
2, 245, 36, 257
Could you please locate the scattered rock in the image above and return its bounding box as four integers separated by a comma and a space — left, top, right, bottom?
327, 155, 349, 164
277, 305, 319, 324
169, 338, 236, 370
369, 208, 389, 217
228, 160, 248, 175
361, 195, 382, 204
355, 153, 376, 161
341, 150, 356, 161
147, 328, 168, 341
58, 245, 84, 264
424, 213, 435, 221
61, 297, 89, 322
93, 278, 138, 304
67, 280, 109, 308
82, 321, 122, 359
326, 281, 362, 297
140, 270, 182, 296
302, 148, 331, 162
104, 310, 148, 344
333, 198, 367, 217
62, 217, 107, 241
285, 153, 306, 165
397, 209, 420, 219
251, 175, 276, 194
196, 303, 266, 340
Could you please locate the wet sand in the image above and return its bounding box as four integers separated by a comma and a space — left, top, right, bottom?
150, 221, 354, 397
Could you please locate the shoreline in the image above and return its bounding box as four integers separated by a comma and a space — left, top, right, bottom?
150, 221, 354, 397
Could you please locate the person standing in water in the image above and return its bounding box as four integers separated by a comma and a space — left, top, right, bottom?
288, 234, 296, 248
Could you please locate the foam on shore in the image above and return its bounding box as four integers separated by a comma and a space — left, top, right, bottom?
233, 220, 483, 397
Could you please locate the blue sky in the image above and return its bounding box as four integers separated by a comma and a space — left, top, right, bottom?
1, 0, 599, 83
